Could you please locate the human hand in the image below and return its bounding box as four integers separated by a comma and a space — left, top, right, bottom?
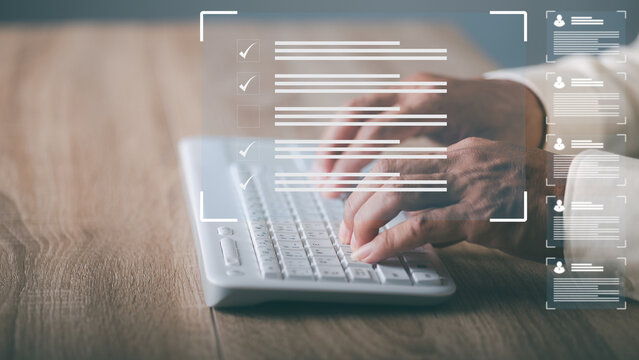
313, 73, 545, 184
339, 137, 563, 263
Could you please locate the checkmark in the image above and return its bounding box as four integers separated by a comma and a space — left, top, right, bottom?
239, 42, 257, 59
239, 141, 256, 157
239, 175, 255, 190
239, 75, 257, 92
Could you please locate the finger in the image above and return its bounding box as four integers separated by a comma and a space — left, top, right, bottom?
341, 167, 449, 243
350, 190, 404, 251
352, 204, 468, 264
341, 186, 381, 246
349, 177, 455, 251
313, 94, 397, 174
328, 110, 422, 178
340, 183, 384, 244
318, 109, 410, 199
341, 160, 403, 239
312, 122, 359, 174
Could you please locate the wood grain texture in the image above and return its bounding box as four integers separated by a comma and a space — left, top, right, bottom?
0, 24, 217, 360
0, 22, 637, 360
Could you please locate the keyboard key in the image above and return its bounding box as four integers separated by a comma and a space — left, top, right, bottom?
273, 233, 300, 242
325, 212, 343, 222
258, 254, 278, 265
281, 249, 307, 260
267, 210, 294, 219
249, 222, 268, 232
284, 268, 314, 280
317, 266, 346, 282
342, 256, 371, 268
312, 256, 341, 267
271, 222, 298, 233
294, 207, 323, 215
300, 222, 326, 231
257, 255, 278, 268
251, 230, 270, 240
330, 221, 342, 232
256, 246, 276, 258
260, 263, 282, 279
268, 214, 295, 223
277, 241, 304, 250
309, 247, 335, 257
402, 253, 431, 263
219, 237, 240, 266
411, 270, 442, 286
253, 239, 272, 249
281, 259, 311, 269
407, 263, 432, 273
379, 257, 403, 266
346, 267, 378, 283
339, 245, 352, 257
375, 264, 411, 285
306, 239, 333, 248
302, 230, 330, 240
255, 242, 275, 252
246, 210, 266, 221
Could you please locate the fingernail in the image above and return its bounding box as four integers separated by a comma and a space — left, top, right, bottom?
351, 241, 374, 261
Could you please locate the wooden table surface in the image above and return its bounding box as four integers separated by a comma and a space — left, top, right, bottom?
0, 23, 637, 360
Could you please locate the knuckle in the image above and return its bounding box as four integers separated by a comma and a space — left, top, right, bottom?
376, 159, 397, 173
343, 197, 357, 222
383, 191, 402, 210
410, 215, 428, 239
456, 136, 484, 148
381, 231, 398, 252
352, 208, 366, 224
450, 138, 490, 163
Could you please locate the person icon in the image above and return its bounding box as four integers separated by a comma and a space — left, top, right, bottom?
554, 199, 565, 213
553, 137, 565, 151
554, 261, 566, 274
553, 76, 565, 89
554, 14, 565, 28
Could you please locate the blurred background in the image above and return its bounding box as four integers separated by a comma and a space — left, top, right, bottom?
1, 0, 637, 68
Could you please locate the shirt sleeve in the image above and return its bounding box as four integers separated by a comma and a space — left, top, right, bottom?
564, 150, 639, 301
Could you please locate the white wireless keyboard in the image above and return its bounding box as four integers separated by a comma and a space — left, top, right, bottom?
179, 136, 456, 307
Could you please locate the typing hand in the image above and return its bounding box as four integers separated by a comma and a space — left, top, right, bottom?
338, 138, 563, 263
313, 73, 545, 198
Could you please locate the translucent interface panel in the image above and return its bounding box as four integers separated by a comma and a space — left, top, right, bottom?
546, 11, 627, 63
544, 10, 629, 310
201, 12, 526, 221
546, 134, 627, 187
546, 193, 627, 249
546, 257, 626, 310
